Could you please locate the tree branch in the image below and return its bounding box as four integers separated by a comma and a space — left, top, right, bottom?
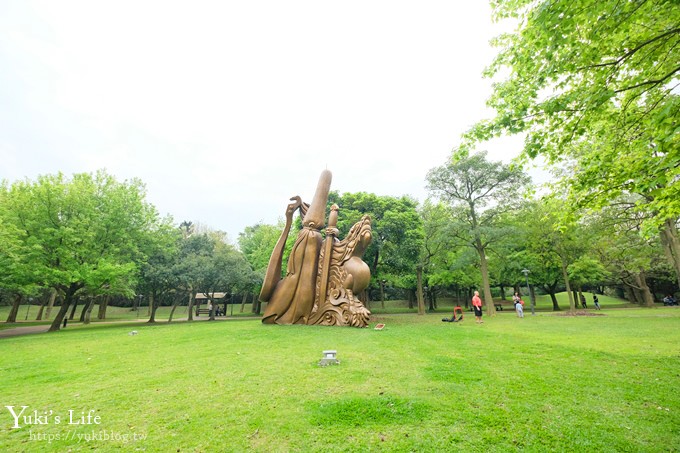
615, 65, 680, 93
577, 27, 680, 71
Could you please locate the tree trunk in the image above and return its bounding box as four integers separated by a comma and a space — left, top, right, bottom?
187, 291, 195, 321
35, 293, 48, 320
68, 298, 79, 320
548, 291, 561, 311
252, 295, 261, 315
48, 298, 71, 332
379, 280, 386, 309
48, 284, 81, 332
560, 257, 576, 313
499, 284, 507, 300
147, 293, 158, 323
578, 287, 586, 309
632, 287, 644, 304
209, 296, 216, 321
634, 270, 655, 307
478, 245, 494, 316
168, 293, 182, 322
623, 283, 638, 304
97, 294, 110, 320
5, 294, 22, 323
660, 218, 680, 289
79, 298, 93, 322
542, 281, 561, 310
83, 296, 100, 324
44, 289, 58, 319
416, 266, 425, 315
240, 293, 247, 313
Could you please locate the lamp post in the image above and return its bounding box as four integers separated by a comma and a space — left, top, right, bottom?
521, 268, 535, 315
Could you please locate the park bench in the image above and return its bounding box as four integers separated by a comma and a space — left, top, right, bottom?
493, 301, 516, 311
195, 308, 211, 316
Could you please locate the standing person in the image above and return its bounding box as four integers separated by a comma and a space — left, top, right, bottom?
513, 292, 524, 318
472, 290, 483, 324
593, 294, 601, 310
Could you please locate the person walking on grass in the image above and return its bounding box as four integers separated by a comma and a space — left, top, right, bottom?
593, 294, 601, 310
513, 292, 524, 318
472, 290, 483, 324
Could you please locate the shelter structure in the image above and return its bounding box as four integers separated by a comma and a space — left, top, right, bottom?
194, 292, 228, 316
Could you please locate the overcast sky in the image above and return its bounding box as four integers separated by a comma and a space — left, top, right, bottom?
0, 1, 536, 242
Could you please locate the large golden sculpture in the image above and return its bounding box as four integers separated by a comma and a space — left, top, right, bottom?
260, 170, 372, 327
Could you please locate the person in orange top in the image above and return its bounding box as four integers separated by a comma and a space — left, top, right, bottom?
472, 290, 483, 324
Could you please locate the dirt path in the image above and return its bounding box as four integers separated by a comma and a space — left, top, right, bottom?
0, 324, 51, 338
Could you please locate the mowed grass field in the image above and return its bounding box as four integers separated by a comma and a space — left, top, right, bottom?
1, 305, 679, 452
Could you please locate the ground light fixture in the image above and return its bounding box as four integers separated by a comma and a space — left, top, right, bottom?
319, 350, 340, 366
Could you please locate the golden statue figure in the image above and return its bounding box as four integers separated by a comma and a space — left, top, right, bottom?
260, 170, 372, 327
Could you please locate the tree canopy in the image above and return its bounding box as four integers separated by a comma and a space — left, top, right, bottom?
327, 191, 424, 296
0, 171, 161, 330
427, 151, 529, 314
463, 0, 679, 233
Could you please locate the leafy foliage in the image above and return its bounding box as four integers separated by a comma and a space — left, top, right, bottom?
464, 0, 680, 232
328, 191, 424, 292
427, 151, 529, 313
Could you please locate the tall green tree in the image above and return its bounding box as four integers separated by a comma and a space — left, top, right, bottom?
328, 192, 423, 305
173, 233, 215, 321
0, 182, 40, 322
2, 171, 160, 331
512, 200, 568, 310
589, 198, 664, 306
418, 200, 453, 313
427, 151, 528, 315
138, 220, 181, 323
178, 231, 255, 320
238, 222, 283, 314
568, 256, 610, 303
539, 198, 589, 313
463, 0, 680, 280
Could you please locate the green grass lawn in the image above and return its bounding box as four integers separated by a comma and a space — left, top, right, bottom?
1, 306, 679, 452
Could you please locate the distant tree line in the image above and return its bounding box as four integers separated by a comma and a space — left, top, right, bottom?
2, 153, 678, 332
